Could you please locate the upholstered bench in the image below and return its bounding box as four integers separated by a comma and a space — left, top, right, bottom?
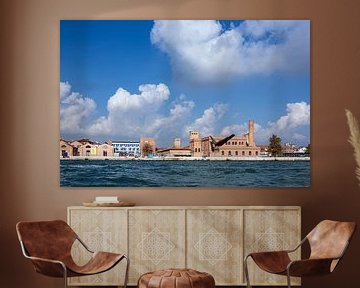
138, 268, 215, 288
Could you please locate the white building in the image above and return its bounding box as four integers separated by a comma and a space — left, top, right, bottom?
112, 141, 140, 157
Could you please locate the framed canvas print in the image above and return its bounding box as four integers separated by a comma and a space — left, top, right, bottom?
60, 20, 310, 187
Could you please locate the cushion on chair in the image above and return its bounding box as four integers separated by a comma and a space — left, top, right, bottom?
138, 269, 215, 288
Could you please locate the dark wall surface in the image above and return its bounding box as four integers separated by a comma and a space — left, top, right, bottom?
1, 0, 360, 287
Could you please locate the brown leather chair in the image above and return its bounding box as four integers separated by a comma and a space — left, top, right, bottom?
244, 220, 356, 288
16, 220, 129, 288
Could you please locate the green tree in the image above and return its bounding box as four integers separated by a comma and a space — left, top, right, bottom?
268, 134, 283, 156
142, 142, 153, 156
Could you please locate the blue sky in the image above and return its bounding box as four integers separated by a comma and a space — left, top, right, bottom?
60, 20, 310, 147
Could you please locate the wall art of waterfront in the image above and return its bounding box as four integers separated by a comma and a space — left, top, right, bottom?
60, 160, 310, 187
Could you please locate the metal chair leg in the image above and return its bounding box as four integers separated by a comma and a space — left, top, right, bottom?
244, 255, 252, 288
123, 255, 130, 288
286, 269, 292, 288
62, 264, 68, 288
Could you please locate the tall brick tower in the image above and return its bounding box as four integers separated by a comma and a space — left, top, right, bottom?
248, 120, 255, 146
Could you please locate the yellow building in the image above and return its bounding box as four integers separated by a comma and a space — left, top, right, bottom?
78, 143, 98, 156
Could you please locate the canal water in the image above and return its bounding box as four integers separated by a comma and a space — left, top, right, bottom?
60, 159, 310, 187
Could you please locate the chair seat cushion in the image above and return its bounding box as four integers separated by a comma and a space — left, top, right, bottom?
138, 268, 215, 288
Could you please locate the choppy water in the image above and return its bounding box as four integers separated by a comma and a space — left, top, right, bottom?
60, 160, 310, 187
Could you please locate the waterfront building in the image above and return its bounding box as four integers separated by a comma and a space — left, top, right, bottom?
69, 140, 82, 156
174, 138, 181, 148
60, 138, 115, 157
157, 147, 191, 157
112, 141, 140, 157
97, 143, 114, 157
257, 144, 270, 157
157, 137, 191, 156
60, 139, 73, 158
78, 143, 98, 156
140, 137, 156, 157
190, 120, 261, 157
189, 131, 202, 157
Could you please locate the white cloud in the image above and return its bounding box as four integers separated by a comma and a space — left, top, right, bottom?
221, 102, 310, 145
107, 83, 170, 112
60, 82, 197, 146
60, 81, 71, 99
60, 82, 96, 135
151, 20, 309, 83
221, 123, 248, 136
88, 84, 169, 137
271, 102, 310, 131
185, 103, 228, 136
85, 84, 196, 146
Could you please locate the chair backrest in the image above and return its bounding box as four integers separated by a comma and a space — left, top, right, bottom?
16, 220, 77, 261
307, 220, 356, 261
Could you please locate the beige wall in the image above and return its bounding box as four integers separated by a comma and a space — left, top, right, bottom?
1, 1, 360, 288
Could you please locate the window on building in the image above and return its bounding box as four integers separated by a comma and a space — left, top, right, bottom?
256, 151, 259, 155
235, 151, 238, 156
242, 151, 245, 156
228, 151, 232, 156
249, 151, 252, 155
221, 151, 225, 156
235, 142, 237, 145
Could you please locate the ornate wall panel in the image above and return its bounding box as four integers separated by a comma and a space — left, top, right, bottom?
68, 206, 300, 286
67, 208, 127, 285
243, 208, 301, 285
187, 209, 243, 285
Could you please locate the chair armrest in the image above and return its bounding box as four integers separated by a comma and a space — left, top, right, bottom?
25, 255, 67, 278
19, 240, 67, 277
287, 258, 336, 277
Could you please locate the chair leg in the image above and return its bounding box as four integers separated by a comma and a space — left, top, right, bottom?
123, 255, 130, 288
286, 269, 292, 288
244, 255, 252, 288
62, 264, 68, 288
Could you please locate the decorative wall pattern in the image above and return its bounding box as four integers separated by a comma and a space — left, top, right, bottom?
244, 209, 301, 285
68, 206, 300, 286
